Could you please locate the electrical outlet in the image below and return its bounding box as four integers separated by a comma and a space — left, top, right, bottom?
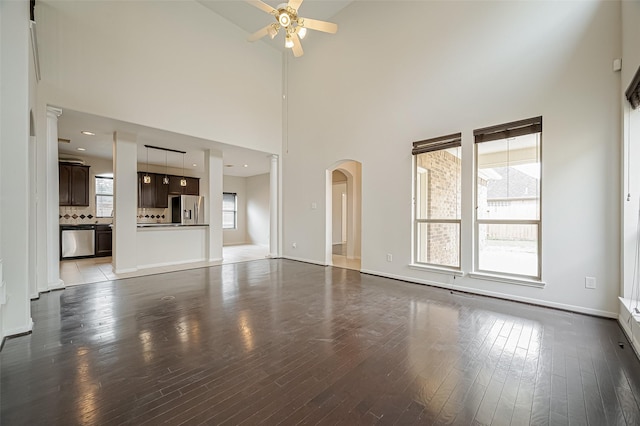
585, 277, 596, 289
292, 242, 297, 249
311, 202, 317, 210
386, 253, 392, 262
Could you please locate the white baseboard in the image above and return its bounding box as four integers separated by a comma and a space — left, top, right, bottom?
137, 258, 206, 270
209, 258, 223, 262
282, 256, 327, 267
4, 320, 33, 338
360, 269, 618, 319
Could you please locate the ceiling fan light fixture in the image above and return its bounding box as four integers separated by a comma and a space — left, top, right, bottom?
268, 24, 278, 39
297, 26, 307, 39
278, 12, 291, 27
285, 35, 294, 48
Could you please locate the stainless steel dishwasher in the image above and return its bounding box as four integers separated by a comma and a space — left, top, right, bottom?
61, 225, 95, 259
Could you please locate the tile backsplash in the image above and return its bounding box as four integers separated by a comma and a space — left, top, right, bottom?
59, 206, 170, 224
59, 206, 112, 225
136, 208, 170, 224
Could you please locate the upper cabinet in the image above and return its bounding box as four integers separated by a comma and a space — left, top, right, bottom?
168, 175, 199, 196
138, 172, 157, 208
59, 163, 90, 206
139, 172, 198, 208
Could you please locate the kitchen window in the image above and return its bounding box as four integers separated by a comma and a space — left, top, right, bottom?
474, 117, 542, 280
95, 176, 113, 218
223, 192, 237, 229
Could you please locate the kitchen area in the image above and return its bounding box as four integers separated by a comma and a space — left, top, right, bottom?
58, 146, 210, 285
56, 109, 274, 287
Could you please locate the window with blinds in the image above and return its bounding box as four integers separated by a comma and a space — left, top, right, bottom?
223, 192, 237, 230
95, 176, 113, 218
474, 117, 542, 279
412, 133, 462, 269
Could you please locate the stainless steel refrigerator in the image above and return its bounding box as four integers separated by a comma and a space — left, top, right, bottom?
171, 195, 205, 225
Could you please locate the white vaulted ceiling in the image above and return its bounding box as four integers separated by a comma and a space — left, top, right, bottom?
197, 0, 352, 50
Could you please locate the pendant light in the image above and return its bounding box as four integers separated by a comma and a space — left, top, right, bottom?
143, 146, 151, 184
163, 151, 169, 185
180, 153, 187, 187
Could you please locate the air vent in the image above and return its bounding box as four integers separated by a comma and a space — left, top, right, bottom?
58, 138, 71, 143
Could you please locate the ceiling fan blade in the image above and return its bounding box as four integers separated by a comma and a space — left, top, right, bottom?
288, 0, 303, 12
299, 17, 338, 34
291, 33, 304, 57
246, 0, 278, 15
247, 24, 273, 42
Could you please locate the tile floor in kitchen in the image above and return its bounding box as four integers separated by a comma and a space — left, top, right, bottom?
59, 244, 270, 287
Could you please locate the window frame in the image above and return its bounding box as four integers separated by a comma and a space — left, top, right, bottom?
474, 117, 542, 281
95, 176, 113, 218
222, 192, 237, 230
412, 133, 462, 270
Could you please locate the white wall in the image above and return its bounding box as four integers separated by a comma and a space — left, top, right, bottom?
223, 175, 247, 245
1, 0, 33, 338
137, 227, 207, 268
36, 0, 282, 155
247, 173, 270, 247
283, 0, 621, 316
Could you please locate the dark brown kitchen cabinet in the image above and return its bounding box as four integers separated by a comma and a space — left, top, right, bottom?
59, 163, 90, 206
138, 172, 171, 208
95, 225, 112, 257
168, 175, 199, 196
138, 172, 157, 208
140, 172, 199, 207
184, 177, 199, 195
155, 175, 169, 208
168, 176, 184, 195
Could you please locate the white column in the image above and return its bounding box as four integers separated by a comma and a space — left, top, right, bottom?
45, 106, 64, 290
1, 0, 33, 336
269, 154, 279, 258
205, 149, 223, 261
113, 132, 138, 273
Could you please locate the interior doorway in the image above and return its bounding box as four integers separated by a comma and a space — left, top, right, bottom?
326, 160, 361, 270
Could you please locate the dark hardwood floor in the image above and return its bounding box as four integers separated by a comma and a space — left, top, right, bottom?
1, 259, 639, 425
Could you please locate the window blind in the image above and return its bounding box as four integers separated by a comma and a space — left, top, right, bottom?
474, 116, 542, 144
223, 192, 236, 210
412, 132, 462, 155
626, 65, 640, 110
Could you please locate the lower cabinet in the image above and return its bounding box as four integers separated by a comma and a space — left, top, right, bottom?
95, 225, 112, 257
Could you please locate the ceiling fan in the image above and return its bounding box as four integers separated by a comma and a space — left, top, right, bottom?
247, 0, 338, 57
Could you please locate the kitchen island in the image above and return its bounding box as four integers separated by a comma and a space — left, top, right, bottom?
136, 223, 209, 269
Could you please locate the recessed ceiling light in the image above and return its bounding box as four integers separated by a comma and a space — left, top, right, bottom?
243, 164, 248, 168
81, 131, 95, 136
192, 163, 197, 167
224, 164, 234, 168
77, 147, 86, 151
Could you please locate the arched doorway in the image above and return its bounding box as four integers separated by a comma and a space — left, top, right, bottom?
325, 160, 361, 270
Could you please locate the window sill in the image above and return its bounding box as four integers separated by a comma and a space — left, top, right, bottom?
408, 264, 464, 277
468, 272, 545, 288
